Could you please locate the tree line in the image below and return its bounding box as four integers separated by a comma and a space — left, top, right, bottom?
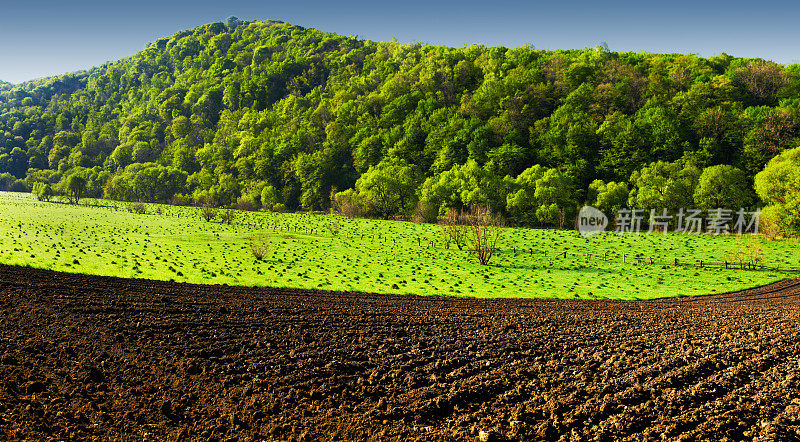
1, 18, 800, 233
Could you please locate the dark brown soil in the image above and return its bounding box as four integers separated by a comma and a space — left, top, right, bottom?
2, 264, 800, 441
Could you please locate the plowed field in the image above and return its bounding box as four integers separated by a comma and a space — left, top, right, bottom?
2, 264, 800, 441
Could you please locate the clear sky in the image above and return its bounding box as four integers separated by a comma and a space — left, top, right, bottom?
1, 0, 799, 84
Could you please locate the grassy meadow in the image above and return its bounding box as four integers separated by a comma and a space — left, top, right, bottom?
0, 191, 798, 300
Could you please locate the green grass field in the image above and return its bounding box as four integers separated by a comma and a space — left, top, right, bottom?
1, 191, 797, 299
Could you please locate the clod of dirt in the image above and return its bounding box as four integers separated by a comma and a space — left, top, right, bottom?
83, 366, 105, 384
24, 381, 45, 395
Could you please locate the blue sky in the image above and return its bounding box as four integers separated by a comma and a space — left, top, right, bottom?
1, 0, 799, 84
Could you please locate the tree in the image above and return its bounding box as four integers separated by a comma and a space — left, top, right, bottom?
463, 204, 505, 265
534, 169, 577, 228
588, 179, 629, 218
439, 208, 468, 250
355, 159, 421, 219
66, 175, 87, 204
628, 160, 700, 212
419, 160, 506, 218
754, 147, 800, 235
33, 182, 54, 202
732, 60, 788, 106
332, 188, 365, 218
8, 147, 28, 179
260, 185, 279, 211
694, 165, 753, 210
220, 208, 236, 224
6, 20, 800, 226
741, 108, 797, 174
505, 164, 546, 226
226, 16, 243, 29
200, 196, 219, 222
596, 112, 649, 182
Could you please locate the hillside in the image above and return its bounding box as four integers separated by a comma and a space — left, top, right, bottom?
0, 18, 798, 226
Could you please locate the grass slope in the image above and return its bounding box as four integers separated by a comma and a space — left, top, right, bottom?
0, 192, 796, 300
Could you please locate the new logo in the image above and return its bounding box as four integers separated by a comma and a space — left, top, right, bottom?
577, 206, 608, 237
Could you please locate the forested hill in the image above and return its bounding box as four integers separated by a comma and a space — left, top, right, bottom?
1, 17, 799, 225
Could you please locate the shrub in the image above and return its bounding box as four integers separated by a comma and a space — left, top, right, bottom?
439, 208, 468, 250
332, 188, 366, 218
33, 182, 55, 202
727, 235, 765, 268
128, 202, 147, 214
199, 196, 219, 222
463, 204, 505, 265
249, 235, 270, 260
220, 208, 236, 224
170, 194, 190, 206
236, 196, 256, 212
412, 200, 438, 224
201, 205, 217, 222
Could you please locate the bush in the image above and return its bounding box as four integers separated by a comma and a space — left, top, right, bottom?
170, 194, 190, 206
220, 208, 236, 224
412, 200, 438, 224
33, 182, 55, 202
463, 204, 505, 265
332, 188, 366, 218
439, 208, 468, 250
128, 202, 147, 214
9, 180, 29, 192
249, 235, 270, 260
327, 222, 341, 236
236, 196, 256, 212
199, 195, 218, 221
201, 205, 218, 222
727, 235, 765, 268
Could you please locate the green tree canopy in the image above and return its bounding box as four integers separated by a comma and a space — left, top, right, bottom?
754, 147, 800, 235
694, 164, 753, 210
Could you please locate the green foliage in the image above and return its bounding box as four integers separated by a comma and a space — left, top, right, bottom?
419, 159, 506, 217
588, 179, 629, 217
1, 19, 800, 219
505, 164, 547, 226
534, 169, 578, 229
64, 175, 87, 204
754, 147, 800, 235
353, 159, 420, 219
104, 163, 186, 202
693, 164, 753, 210
628, 160, 700, 211
32, 182, 54, 201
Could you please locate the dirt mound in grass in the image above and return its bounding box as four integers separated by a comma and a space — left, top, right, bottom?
2, 264, 800, 440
